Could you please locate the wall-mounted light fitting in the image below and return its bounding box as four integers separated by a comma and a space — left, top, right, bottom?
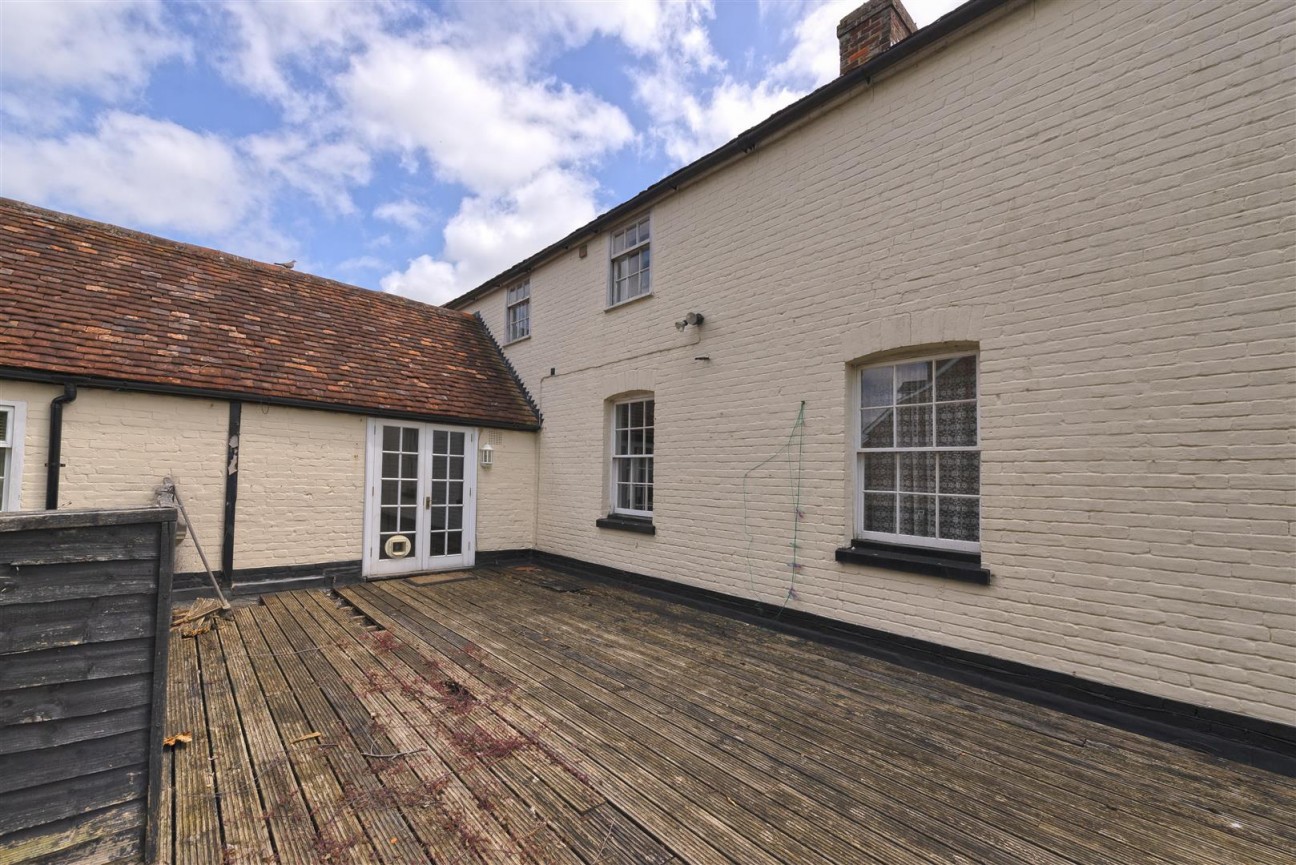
674, 311, 705, 331
480, 442, 494, 468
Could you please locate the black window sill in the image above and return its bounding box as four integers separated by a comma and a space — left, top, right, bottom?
835, 540, 990, 585
596, 515, 656, 535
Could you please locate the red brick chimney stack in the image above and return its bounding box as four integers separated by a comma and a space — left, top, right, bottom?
837, 0, 917, 75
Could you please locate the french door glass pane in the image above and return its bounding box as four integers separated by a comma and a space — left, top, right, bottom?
379, 425, 419, 560
427, 428, 467, 559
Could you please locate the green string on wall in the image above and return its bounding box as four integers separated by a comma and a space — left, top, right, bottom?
742, 401, 806, 614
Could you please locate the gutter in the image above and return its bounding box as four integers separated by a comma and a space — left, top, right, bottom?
444, 0, 1015, 311
45, 384, 77, 509
1, 367, 540, 432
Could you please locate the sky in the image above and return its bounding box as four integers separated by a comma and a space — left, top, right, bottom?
0, 0, 962, 306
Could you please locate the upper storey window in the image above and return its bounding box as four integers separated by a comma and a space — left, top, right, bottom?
608, 215, 650, 307
505, 281, 530, 343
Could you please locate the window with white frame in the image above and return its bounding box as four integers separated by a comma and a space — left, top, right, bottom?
611, 397, 654, 516
0, 401, 27, 512
608, 215, 650, 306
505, 281, 530, 343
856, 354, 979, 551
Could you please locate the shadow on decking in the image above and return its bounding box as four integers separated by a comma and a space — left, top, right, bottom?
159, 566, 1296, 865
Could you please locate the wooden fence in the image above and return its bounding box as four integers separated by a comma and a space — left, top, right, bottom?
0, 507, 175, 865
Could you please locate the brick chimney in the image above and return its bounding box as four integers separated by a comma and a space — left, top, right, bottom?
837, 0, 917, 75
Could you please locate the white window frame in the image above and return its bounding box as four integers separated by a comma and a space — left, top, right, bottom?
0, 400, 27, 512
853, 352, 980, 553
505, 280, 530, 343
607, 214, 651, 308
609, 397, 654, 518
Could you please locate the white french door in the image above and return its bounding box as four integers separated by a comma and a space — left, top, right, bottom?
363, 420, 477, 577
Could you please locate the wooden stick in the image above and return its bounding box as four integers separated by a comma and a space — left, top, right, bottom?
165, 476, 231, 610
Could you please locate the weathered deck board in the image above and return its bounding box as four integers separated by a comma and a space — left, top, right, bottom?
161, 566, 1296, 865
436, 569, 1294, 865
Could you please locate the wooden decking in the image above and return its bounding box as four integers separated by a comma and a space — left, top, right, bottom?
159, 566, 1296, 864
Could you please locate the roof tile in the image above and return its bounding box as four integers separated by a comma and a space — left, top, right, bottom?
0, 198, 538, 429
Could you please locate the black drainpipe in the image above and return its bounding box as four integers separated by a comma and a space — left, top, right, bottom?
221, 401, 242, 582
45, 383, 78, 509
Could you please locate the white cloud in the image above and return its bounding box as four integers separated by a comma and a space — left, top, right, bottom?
373, 200, 431, 232
0, 0, 189, 100
1, 112, 257, 235
381, 168, 598, 304
342, 36, 633, 196
243, 131, 372, 213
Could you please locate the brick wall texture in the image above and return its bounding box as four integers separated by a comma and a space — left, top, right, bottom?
465, 0, 1296, 724
2, 382, 530, 576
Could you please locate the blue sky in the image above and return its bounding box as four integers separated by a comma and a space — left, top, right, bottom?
0, 0, 960, 305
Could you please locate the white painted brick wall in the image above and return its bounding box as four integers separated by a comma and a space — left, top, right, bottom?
235, 405, 366, 570
466, 0, 1296, 723
2, 382, 228, 575
476, 428, 538, 552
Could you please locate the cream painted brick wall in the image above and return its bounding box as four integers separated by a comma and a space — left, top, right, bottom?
2, 383, 228, 575
476, 428, 538, 552
467, 0, 1296, 723
235, 405, 366, 570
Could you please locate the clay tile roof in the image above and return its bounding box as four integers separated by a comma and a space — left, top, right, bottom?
0, 198, 539, 429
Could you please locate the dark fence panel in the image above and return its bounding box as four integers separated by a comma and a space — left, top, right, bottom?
0, 507, 174, 865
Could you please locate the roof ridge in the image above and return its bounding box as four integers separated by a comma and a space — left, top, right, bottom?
0, 196, 470, 320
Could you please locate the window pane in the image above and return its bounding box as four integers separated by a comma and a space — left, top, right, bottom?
617, 483, 633, 509
401, 427, 419, 451
630, 401, 644, 427
898, 494, 936, 537
428, 531, 446, 557
381, 453, 399, 478
936, 402, 977, 446
616, 403, 629, 428
644, 400, 654, 426
432, 455, 447, 479
860, 367, 892, 408
448, 508, 463, 530
449, 482, 464, 505
617, 459, 632, 484
935, 355, 976, 401
401, 453, 418, 478
895, 361, 932, 405
643, 426, 654, 456
939, 497, 979, 541
861, 453, 895, 491
382, 426, 400, 450
429, 507, 446, 531
432, 482, 447, 506
896, 405, 932, 447
898, 452, 935, 492
433, 431, 448, 453
446, 531, 463, 555
860, 408, 894, 448
644, 485, 653, 512
449, 456, 464, 480
449, 432, 465, 454
939, 452, 979, 495
864, 493, 896, 533
399, 508, 416, 532
400, 481, 417, 505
